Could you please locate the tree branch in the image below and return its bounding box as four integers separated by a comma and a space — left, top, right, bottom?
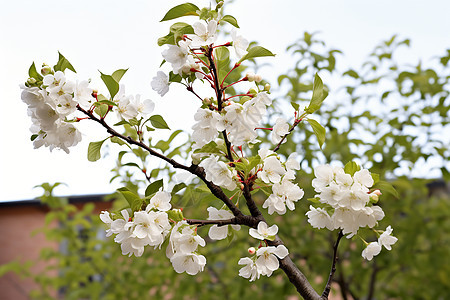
273, 118, 303, 152
321, 231, 344, 299
367, 261, 379, 300
77, 105, 243, 218
186, 215, 258, 228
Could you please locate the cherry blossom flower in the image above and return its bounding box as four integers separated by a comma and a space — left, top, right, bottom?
231, 29, 249, 58
249, 222, 278, 240
361, 242, 381, 261
378, 225, 398, 250
271, 117, 290, 144
151, 71, 170, 96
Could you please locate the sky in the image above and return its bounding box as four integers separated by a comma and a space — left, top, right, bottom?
1, 0, 449, 201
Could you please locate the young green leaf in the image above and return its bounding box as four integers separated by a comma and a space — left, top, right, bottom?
158, 23, 194, 46
149, 115, 170, 130
94, 103, 109, 118
54, 52, 76, 73
171, 183, 187, 195
305, 73, 328, 114
87, 139, 107, 162
238, 46, 275, 64
28, 62, 43, 81
111, 68, 128, 83
306, 118, 326, 149
117, 187, 142, 212
145, 179, 164, 197
221, 15, 239, 28
160, 3, 200, 22
100, 72, 120, 99
344, 161, 360, 176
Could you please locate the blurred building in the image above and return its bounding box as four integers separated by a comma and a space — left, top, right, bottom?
0, 195, 111, 300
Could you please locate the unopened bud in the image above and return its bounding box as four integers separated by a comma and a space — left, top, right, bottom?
248, 88, 257, 96
241, 96, 251, 102
203, 97, 212, 105
248, 247, 256, 255
216, 1, 224, 9
369, 190, 381, 203
264, 83, 271, 92
41, 64, 52, 76
246, 72, 255, 82
254, 74, 262, 83
27, 77, 36, 85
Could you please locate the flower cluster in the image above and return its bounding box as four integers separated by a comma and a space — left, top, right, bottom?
238, 222, 289, 281
362, 226, 398, 261
306, 164, 398, 260
191, 92, 273, 149
20, 70, 91, 153
258, 150, 305, 215
113, 85, 155, 121
166, 220, 207, 275
100, 191, 173, 257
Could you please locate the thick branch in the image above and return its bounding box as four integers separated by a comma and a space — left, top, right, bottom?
267, 236, 322, 300
321, 231, 344, 299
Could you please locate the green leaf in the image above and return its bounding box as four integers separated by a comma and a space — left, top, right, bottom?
123, 162, 141, 169
94, 103, 109, 118
306, 118, 326, 149
157, 23, 194, 46
172, 183, 187, 195
114, 120, 130, 126
221, 15, 239, 28
373, 181, 399, 199
194, 141, 222, 155
117, 187, 142, 212
343, 69, 359, 79
30, 134, 38, 141
28, 62, 43, 81
95, 100, 117, 106
53, 52, 76, 73
305, 73, 328, 114
160, 3, 200, 22
371, 173, 380, 185
87, 139, 107, 162
145, 179, 164, 197
169, 71, 182, 83
291, 101, 300, 111
149, 115, 170, 130
344, 161, 360, 176
215, 46, 230, 83
238, 46, 275, 64
110, 136, 127, 146
100, 72, 120, 99
111, 68, 128, 83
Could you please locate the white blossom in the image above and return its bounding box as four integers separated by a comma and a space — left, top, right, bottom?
271, 117, 290, 144
249, 222, 278, 240
361, 242, 381, 261
231, 29, 249, 58
151, 71, 169, 96
378, 225, 398, 250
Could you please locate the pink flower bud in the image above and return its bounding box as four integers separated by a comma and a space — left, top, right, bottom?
248, 247, 256, 255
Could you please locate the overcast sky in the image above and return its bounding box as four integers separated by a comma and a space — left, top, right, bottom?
1, 0, 449, 201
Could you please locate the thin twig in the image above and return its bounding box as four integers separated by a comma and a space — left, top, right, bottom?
321, 231, 344, 299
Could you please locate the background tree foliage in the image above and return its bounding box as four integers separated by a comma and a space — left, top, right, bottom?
2, 33, 449, 300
